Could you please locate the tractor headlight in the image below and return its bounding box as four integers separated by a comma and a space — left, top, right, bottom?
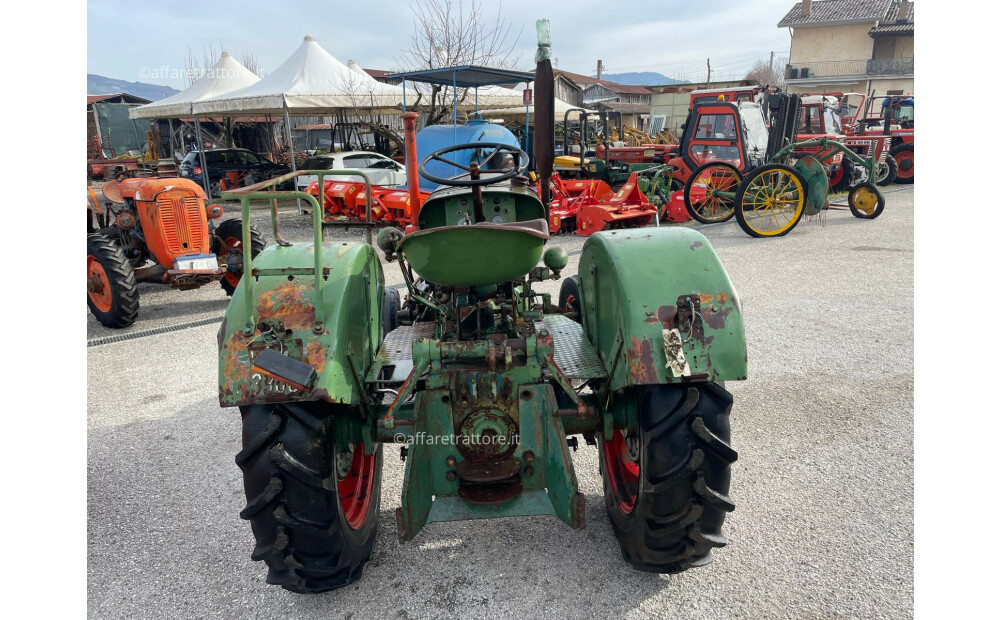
116, 212, 136, 229
207, 204, 224, 219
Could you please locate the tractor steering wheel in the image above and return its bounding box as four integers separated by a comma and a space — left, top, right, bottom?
418, 142, 529, 187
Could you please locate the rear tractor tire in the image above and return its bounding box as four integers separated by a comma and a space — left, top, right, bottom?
828, 158, 855, 193
237, 402, 382, 594
600, 383, 737, 573
87, 234, 139, 328
215, 219, 267, 296
383, 287, 400, 335
875, 156, 897, 186
558, 275, 582, 320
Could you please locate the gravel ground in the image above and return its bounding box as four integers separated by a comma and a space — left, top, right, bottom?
88, 187, 914, 619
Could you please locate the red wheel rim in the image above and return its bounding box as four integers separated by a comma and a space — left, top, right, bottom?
602, 430, 639, 515
895, 152, 914, 178
690, 165, 739, 220
338, 442, 376, 530
87, 255, 113, 312
222, 235, 242, 288
563, 294, 577, 313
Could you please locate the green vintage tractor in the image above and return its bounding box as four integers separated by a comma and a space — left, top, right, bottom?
218, 29, 746, 595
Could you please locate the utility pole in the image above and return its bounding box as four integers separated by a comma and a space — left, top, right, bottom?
767, 51, 775, 86
706, 58, 711, 87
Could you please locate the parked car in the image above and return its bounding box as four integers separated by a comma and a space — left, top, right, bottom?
179, 148, 290, 197
295, 151, 406, 192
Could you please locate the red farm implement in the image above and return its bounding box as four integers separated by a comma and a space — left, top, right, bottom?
305, 179, 429, 227
543, 171, 658, 236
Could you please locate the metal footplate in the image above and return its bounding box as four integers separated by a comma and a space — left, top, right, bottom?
368, 323, 436, 384
537, 314, 607, 380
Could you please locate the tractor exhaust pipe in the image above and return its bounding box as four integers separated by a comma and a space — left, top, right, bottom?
534, 19, 554, 206
403, 111, 421, 227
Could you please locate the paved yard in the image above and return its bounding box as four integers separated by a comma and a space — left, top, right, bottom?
88, 188, 914, 619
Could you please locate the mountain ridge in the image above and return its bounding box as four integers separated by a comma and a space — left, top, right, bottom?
87, 74, 180, 101
596, 71, 686, 86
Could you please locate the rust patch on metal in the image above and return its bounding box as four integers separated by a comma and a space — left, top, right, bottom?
644, 304, 678, 328
626, 336, 658, 383
256, 282, 315, 331
690, 240, 703, 250
703, 305, 732, 330
305, 340, 327, 373
220, 329, 252, 400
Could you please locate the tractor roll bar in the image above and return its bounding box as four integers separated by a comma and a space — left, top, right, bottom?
222, 169, 374, 335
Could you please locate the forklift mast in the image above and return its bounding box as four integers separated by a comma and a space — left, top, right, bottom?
765, 93, 802, 161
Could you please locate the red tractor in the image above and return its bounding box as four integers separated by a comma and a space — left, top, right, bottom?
850, 94, 914, 184
87, 176, 265, 328
664, 97, 770, 223
806, 92, 897, 189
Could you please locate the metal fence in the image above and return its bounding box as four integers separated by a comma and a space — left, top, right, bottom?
785, 57, 914, 79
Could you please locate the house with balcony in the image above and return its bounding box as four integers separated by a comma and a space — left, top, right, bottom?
779, 0, 914, 96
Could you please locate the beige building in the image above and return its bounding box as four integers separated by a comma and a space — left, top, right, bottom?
779, 0, 914, 96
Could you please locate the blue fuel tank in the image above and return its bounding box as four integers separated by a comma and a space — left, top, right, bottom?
411, 119, 524, 191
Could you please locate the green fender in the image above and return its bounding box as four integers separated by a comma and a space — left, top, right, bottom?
577, 227, 747, 390
218, 241, 384, 407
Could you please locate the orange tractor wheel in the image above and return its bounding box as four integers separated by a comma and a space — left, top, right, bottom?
87, 234, 139, 328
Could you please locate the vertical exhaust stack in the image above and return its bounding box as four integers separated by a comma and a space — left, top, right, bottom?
403, 111, 421, 227
534, 19, 555, 207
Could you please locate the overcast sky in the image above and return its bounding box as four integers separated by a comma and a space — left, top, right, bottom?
88, 0, 793, 88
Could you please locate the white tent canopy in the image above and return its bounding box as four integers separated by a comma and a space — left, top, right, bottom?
129, 52, 260, 119
471, 84, 531, 110
193, 35, 407, 116
479, 95, 593, 121
403, 83, 525, 112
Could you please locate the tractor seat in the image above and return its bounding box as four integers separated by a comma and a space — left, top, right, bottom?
396, 218, 550, 287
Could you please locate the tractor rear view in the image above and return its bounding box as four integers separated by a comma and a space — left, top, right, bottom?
217, 21, 747, 593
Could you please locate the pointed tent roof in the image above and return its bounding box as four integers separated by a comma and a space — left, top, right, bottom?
193, 36, 406, 116
129, 52, 260, 119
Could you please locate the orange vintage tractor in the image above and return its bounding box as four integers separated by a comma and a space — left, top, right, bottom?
87, 177, 266, 328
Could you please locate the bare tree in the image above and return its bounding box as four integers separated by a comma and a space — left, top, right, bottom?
745, 56, 786, 89
397, 0, 523, 125
240, 52, 264, 79
184, 44, 265, 86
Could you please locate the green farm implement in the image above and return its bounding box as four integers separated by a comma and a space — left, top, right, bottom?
218, 21, 747, 593
732, 138, 885, 237
670, 93, 886, 236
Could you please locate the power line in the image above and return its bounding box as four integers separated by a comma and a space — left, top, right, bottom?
605, 47, 775, 74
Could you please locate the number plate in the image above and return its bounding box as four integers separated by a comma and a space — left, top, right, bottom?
173, 254, 218, 270
244, 339, 306, 399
